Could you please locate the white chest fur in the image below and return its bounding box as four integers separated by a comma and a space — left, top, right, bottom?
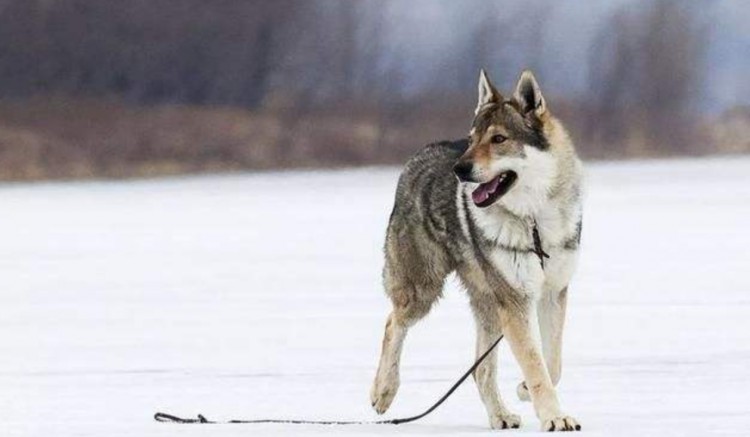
468, 192, 582, 299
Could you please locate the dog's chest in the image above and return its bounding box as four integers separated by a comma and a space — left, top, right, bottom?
477, 204, 579, 297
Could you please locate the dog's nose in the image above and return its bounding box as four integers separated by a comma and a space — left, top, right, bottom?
453, 161, 474, 182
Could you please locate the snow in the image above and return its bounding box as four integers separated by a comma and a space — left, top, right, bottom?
2, 156, 750, 436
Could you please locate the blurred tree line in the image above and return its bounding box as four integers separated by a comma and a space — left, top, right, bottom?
0, 0, 745, 180
0, 1, 394, 108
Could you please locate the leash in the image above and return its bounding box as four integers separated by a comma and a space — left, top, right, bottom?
154, 334, 503, 425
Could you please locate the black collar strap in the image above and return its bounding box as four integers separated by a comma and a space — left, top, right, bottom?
531, 219, 550, 269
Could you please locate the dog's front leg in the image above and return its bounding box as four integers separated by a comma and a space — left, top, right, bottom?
501, 301, 580, 432
472, 319, 521, 429
539, 286, 567, 386
518, 286, 568, 401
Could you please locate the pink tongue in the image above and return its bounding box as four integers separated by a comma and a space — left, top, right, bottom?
471, 176, 501, 204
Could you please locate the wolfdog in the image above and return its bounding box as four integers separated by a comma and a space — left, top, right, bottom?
370, 70, 583, 431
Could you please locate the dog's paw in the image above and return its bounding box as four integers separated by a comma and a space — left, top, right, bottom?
369, 375, 400, 415
489, 411, 522, 430
516, 381, 531, 402
541, 415, 581, 432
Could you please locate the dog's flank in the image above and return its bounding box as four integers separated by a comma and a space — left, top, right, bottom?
371, 69, 583, 431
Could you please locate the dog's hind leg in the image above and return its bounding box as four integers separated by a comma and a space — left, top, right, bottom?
370, 310, 408, 414
469, 295, 521, 429
370, 287, 439, 414
370, 252, 444, 414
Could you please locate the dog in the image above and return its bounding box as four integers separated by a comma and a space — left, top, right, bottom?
370, 69, 583, 431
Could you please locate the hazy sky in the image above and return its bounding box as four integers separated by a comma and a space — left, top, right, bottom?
385, 0, 748, 113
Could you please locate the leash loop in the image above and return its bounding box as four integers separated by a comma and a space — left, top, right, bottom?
154, 412, 212, 423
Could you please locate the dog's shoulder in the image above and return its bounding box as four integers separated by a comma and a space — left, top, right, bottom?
437, 138, 470, 156
396, 139, 466, 188
411, 139, 468, 165
389, 139, 467, 232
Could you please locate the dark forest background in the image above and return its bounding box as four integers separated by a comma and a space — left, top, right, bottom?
0, 0, 747, 181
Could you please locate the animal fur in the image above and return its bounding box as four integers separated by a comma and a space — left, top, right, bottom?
370, 69, 583, 432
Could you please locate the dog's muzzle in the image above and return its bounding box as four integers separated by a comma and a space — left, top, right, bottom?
453, 161, 474, 182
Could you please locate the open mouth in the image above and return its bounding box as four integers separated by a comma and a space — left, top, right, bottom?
471, 171, 518, 207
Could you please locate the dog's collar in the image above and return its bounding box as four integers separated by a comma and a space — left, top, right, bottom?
530, 218, 550, 269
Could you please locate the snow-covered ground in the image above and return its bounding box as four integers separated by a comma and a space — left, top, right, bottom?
2, 156, 749, 437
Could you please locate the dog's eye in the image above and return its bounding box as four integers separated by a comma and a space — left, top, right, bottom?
490, 134, 506, 144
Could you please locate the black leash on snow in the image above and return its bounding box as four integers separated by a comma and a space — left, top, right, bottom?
154, 334, 503, 425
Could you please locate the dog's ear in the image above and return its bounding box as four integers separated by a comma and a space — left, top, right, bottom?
513, 70, 546, 117
475, 69, 502, 115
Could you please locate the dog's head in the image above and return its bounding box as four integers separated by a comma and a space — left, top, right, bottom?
454, 69, 560, 211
